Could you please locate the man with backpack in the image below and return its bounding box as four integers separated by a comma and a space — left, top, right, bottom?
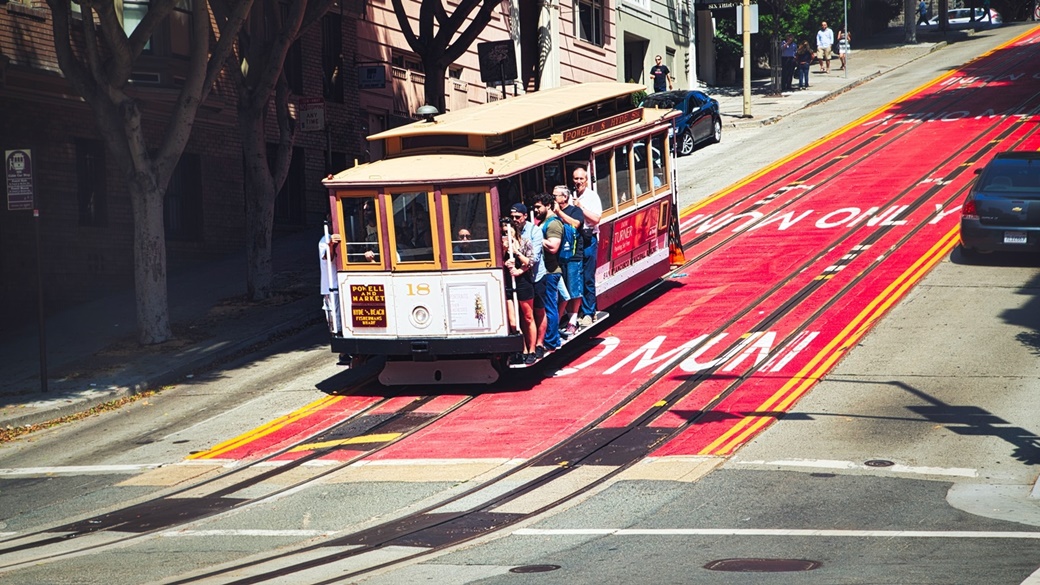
552, 185, 585, 338
532, 192, 565, 351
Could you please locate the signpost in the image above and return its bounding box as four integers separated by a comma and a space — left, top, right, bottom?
6, 149, 33, 211
5, 148, 47, 392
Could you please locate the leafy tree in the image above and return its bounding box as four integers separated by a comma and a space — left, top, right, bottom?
212, 0, 336, 301
46, 0, 253, 344
390, 0, 499, 113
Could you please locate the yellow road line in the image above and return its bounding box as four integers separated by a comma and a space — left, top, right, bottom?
288, 433, 402, 452
700, 225, 960, 456
188, 395, 344, 460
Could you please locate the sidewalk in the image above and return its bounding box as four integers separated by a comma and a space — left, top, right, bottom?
0, 229, 323, 430
0, 27, 962, 432
705, 27, 955, 128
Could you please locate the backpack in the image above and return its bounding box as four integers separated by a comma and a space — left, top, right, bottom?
543, 216, 580, 261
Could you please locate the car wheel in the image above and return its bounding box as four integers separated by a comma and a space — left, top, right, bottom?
679, 129, 695, 156
710, 117, 722, 144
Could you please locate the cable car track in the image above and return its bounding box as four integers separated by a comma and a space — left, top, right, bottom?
0, 388, 479, 571
94, 39, 1040, 583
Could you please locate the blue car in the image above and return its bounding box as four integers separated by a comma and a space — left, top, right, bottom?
960, 151, 1040, 257
640, 90, 722, 156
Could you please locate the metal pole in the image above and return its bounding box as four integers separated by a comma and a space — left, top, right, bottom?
34, 208, 47, 393
844, 0, 849, 79
742, 0, 751, 117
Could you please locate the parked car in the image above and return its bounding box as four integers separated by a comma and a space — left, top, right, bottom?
926, 7, 1002, 28
960, 152, 1040, 257
640, 90, 721, 156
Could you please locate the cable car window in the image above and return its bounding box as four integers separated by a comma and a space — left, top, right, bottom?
391, 191, 434, 263
447, 191, 492, 263
543, 161, 565, 193
634, 141, 651, 198
341, 196, 381, 265
594, 150, 613, 211
615, 144, 632, 205
650, 133, 667, 191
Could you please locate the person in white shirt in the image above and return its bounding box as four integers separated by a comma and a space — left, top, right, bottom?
570, 166, 602, 329
816, 21, 834, 73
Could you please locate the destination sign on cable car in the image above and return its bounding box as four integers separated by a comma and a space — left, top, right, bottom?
556, 109, 643, 146
350, 284, 388, 328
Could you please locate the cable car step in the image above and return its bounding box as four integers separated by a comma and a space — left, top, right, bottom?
509, 311, 609, 369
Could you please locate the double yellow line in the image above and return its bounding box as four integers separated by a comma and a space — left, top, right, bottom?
188, 395, 345, 460
699, 225, 961, 456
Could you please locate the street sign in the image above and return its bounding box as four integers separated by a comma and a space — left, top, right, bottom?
359, 65, 386, 89
299, 97, 326, 132
736, 3, 759, 34
6, 148, 34, 211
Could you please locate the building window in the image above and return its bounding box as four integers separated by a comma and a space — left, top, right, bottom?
272, 145, 305, 226
120, 1, 193, 57
123, 0, 152, 51
392, 52, 424, 73
165, 153, 203, 240
282, 4, 304, 94
76, 139, 107, 227
169, 0, 193, 57
322, 12, 344, 103
575, 0, 605, 46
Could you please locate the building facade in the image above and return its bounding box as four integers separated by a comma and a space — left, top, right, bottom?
615, 0, 693, 92
0, 1, 365, 332
355, 0, 621, 146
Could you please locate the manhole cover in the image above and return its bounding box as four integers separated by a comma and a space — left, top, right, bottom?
509, 564, 561, 573
705, 558, 821, 572
864, 459, 895, 467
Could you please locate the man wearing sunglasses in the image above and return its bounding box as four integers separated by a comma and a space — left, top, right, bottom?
511, 202, 548, 359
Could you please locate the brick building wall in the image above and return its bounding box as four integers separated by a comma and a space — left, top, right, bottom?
0, 2, 365, 332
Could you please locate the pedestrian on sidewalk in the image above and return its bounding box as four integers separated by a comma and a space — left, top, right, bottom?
837, 27, 850, 71
781, 34, 797, 91
649, 55, 672, 93
917, 0, 931, 26
796, 41, 813, 89
816, 21, 833, 74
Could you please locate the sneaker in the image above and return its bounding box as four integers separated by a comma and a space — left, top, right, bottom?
535, 346, 545, 360
564, 323, 578, 337
524, 353, 537, 365
578, 315, 593, 329
510, 352, 523, 365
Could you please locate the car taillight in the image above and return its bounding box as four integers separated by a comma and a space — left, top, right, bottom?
962, 199, 978, 220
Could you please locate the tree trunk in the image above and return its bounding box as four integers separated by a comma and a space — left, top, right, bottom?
905, 0, 918, 43
241, 106, 277, 301
127, 173, 173, 345
424, 64, 449, 113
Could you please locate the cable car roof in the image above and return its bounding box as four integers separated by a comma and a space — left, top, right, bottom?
324, 106, 676, 189
367, 82, 648, 141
